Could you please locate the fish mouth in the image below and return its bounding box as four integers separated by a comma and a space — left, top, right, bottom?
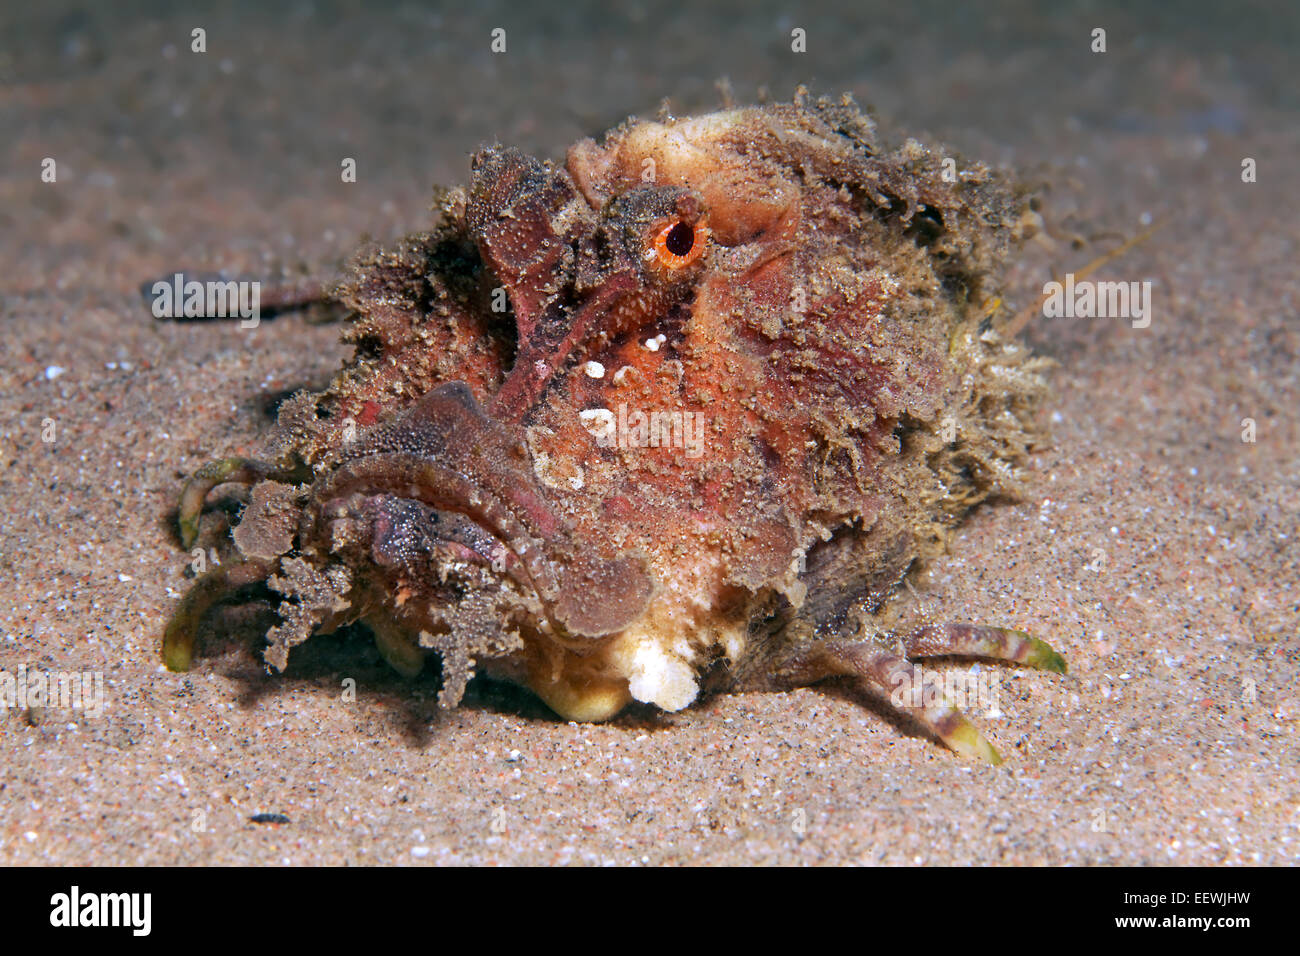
314, 381, 654, 641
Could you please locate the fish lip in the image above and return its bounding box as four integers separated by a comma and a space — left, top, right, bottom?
337, 484, 656, 643
314, 382, 656, 640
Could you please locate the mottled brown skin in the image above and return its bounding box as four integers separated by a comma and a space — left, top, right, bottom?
166, 92, 1064, 762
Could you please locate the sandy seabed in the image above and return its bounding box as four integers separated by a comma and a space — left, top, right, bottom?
1, 0, 1297, 865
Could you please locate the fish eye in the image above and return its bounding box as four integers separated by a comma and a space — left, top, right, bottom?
664, 222, 695, 256
650, 218, 709, 270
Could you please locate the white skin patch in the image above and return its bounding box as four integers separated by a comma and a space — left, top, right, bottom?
603, 550, 747, 713
617, 636, 699, 711
584, 360, 605, 378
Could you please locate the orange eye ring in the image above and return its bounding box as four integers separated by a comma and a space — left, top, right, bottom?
650, 218, 709, 270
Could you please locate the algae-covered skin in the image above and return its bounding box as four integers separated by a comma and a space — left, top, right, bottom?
165, 91, 1064, 762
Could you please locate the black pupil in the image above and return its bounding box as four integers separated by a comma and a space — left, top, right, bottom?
664, 222, 694, 257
